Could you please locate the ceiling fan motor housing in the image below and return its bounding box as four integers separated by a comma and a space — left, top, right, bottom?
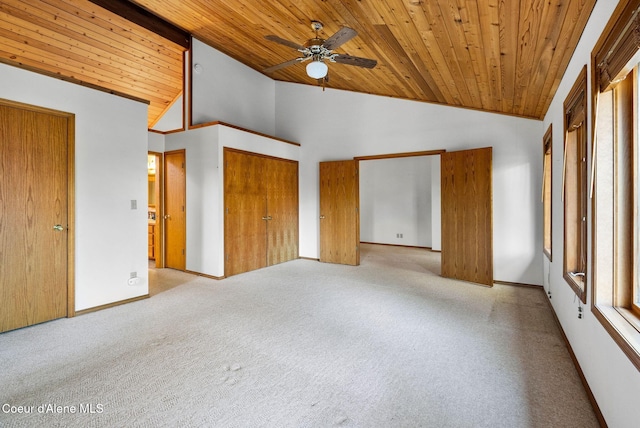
304, 38, 325, 54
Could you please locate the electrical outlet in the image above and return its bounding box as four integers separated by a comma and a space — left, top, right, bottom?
128, 272, 139, 286
131, 199, 137, 210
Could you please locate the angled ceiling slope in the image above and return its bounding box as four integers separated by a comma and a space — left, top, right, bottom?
0, 0, 596, 121
0, 0, 187, 128
133, 0, 596, 119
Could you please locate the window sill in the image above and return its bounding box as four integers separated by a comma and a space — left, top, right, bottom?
592, 304, 640, 371
617, 307, 640, 335
563, 272, 586, 303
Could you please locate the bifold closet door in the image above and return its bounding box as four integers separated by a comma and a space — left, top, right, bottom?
224, 149, 299, 277
266, 157, 299, 265
224, 149, 268, 276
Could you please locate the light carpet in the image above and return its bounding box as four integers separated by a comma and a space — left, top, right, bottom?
0, 244, 598, 427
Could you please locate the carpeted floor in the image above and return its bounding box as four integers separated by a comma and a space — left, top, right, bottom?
0, 244, 598, 427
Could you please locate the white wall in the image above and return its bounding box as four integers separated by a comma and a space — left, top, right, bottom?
191, 38, 276, 135
275, 82, 542, 285
164, 124, 300, 277
0, 63, 149, 311
151, 95, 183, 132
542, 1, 640, 427
148, 132, 165, 153
360, 157, 433, 247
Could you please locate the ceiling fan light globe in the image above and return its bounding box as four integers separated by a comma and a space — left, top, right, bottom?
306, 61, 328, 79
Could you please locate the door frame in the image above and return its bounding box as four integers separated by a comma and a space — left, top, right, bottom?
0, 98, 76, 318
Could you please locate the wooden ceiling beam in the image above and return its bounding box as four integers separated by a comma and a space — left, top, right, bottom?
87, 0, 190, 49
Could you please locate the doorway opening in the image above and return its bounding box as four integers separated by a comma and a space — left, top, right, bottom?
148, 151, 164, 269
358, 153, 442, 252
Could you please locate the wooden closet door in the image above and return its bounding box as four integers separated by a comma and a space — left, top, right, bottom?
441, 147, 493, 286
224, 149, 267, 276
266, 157, 299, 265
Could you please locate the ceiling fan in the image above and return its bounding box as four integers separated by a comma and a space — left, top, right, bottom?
263, 21, 377, 86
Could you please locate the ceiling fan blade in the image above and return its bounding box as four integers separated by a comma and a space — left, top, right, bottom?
323, 27, 357, 50
333, 54, 377, 69
264, 35, 305, 51
263, 58, 301, 74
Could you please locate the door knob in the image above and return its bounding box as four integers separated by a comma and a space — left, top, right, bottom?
319, 215, 325, 219
53, 224, 64, 231
164, 214, 171, 220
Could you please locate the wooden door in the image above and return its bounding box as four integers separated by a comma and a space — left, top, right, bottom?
319, 160, 360, 265
441, 147, 493, 286
266, 157, 298, 265
224, 149, 268, 276
0, 100, 73, 332
164, 150, 186, 270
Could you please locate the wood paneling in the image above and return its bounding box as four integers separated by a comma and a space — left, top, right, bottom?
441, 148, 493, 286
319, 160, 359, 266
0, 100, 72, 332
224, 149, 299, 276
164, 150, 186, 270
0, 0, 595, 119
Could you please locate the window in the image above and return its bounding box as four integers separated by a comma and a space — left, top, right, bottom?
543, 125, 552, 261
592, 0, 640, 369
563, 67, 587, 303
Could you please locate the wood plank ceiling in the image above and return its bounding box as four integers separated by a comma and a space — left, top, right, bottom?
0, 0, 186, 128
0, 0, 597, 123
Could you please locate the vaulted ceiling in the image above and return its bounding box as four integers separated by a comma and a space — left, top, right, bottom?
0, 0, 597, 127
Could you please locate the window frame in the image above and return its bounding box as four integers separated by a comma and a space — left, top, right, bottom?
563, 66, 588, 304
591, 0, 640, 371
543, 124, 553, 261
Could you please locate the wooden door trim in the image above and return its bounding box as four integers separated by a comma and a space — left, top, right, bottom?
0, 98, 76, 318
66, 115, 76, 317
354, 149, 446, 161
